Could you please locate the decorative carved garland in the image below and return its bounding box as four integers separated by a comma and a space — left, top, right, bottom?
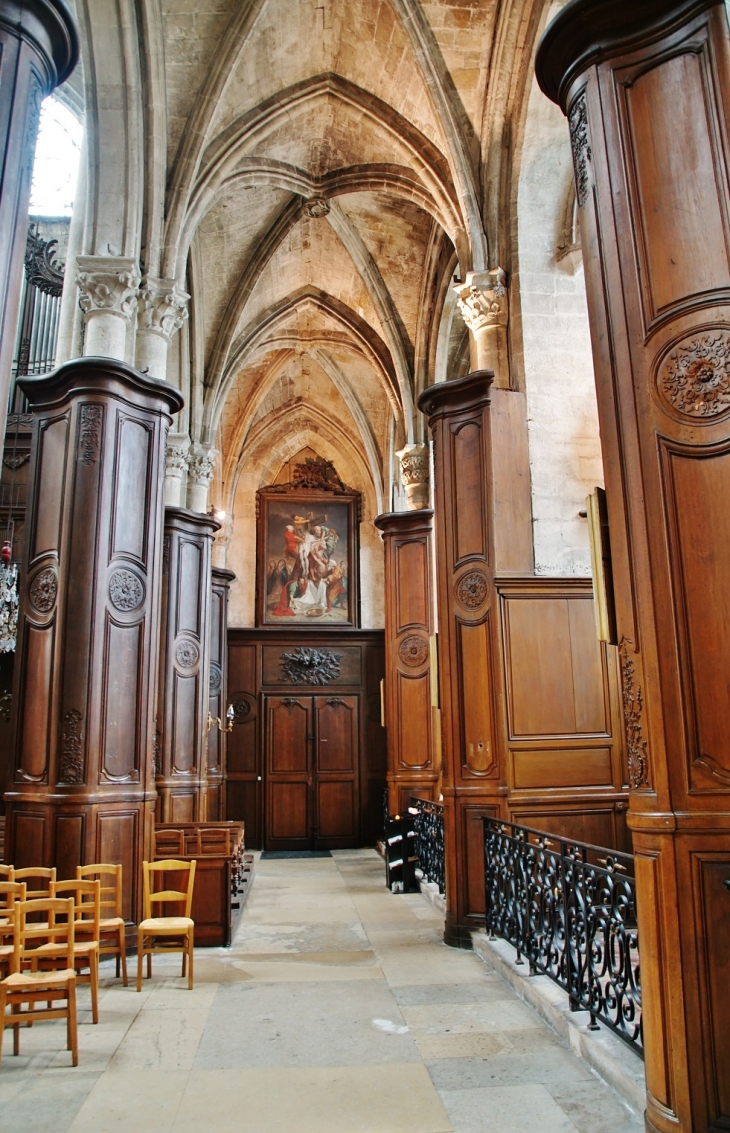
619, 639, 649, 790
398, 634, 429, 667
456, 570, 489, 610
59, 709, 84, 783
569, 93, 592, 208
109, 569, 144, 612
175, 637, 200, 669
657, 330, 730, 418
79, 404, 103, 466
29, 567, 57, 613
280, 647, 342, 686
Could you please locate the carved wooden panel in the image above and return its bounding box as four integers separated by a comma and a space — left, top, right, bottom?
262, 644, 361, 686
207, 568, 235, 819
156, 507, 218, 822
228, 630, 384, 849
375, 510, 435, 811
5, 358, 181, 930
622, 45, 730, 323
452, 420, 487, 564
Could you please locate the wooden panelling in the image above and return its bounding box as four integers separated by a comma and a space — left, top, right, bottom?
452, 420, 487, 563
207, 568, 235, 820
374, 511, 436, 812
511, 748, 613, 790
536, 6, 730, 1126
459, 619, 496, 777
4, 358, 181, 927
228, 630, 385, 850
156, 507, 218, 822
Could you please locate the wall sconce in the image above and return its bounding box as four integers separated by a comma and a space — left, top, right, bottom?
207, 703, 235, 733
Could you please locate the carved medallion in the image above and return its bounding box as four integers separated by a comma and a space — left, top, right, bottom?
280, 647, 342, 685
619, 639, 649, 790
231, 696, 253, 721
657, 330, 730, 418
29, 567, 57, 613
569, 93, 592, 208
398, 634, 429, 668
109, 569, 144, 612
209, 662, 222, 694
59, 709, 84, 783
175, 637, 200, 669
456, 570, 488, 610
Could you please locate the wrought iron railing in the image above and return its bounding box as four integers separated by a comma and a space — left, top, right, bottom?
483, 817, 642, 1056
409, 796, 445, 894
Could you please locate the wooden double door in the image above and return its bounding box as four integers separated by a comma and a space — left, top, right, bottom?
266, 694, 359, 849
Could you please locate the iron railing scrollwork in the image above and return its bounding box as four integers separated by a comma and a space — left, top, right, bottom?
483, 817, 642, 1056
409, 796, 445, 894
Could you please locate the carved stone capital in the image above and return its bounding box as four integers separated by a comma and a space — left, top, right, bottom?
76, 256, 141, 323
453, 268, 508, 336
188, 446, 218, 513
138, 276, 189, 342
453, 268, 509, 381
212, 517, 233, 568
396, 443, 430, 511
164, 433, 190, 507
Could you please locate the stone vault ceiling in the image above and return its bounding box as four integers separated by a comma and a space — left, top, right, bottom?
145, 0, 550, 511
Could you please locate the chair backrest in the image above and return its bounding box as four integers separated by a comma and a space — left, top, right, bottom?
0, 881, 26, 942
142, 859, 196, 920
11, 897, 75, 972
155, 829, 186, 857
14, 866, 56, 897
51, 879, 101, 943
77, 863, 123, 920
0, 864, 14, 882
199, 828, 232, 856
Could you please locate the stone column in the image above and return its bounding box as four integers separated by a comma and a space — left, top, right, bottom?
156, 507, 219, 823
136, 276, 189, 382
212, 516, 233, 569
0, 0, 78, 438
373, 510, 437, 814
395, 443, 430, 511
76, 256, 141, 361
4, 357, 183, 926
207, 567, 235, 821
163, 432, 190, 507
536, 4, 730, 1130
418, 373, 503, 948
187, 446, 216, 513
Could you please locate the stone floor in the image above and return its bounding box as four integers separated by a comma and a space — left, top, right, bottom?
0, 849, 644, 1132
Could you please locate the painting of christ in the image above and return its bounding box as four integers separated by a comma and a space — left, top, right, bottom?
258, 493, 357, 625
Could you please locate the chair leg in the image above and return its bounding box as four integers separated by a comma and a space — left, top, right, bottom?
90, 951, 99, 1024
68, 981, 78, 1067
136, 929, 144, 992
181, 950, 186, 978
147, 951, 152, 980
0, 986, 5, 1069
11, 1001, 19, 1055
119, 925, 128, 987
188, 930, 194, 991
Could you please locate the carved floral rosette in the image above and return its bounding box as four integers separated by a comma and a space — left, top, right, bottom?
398, 634, 429, 668
656, 329, 730, 420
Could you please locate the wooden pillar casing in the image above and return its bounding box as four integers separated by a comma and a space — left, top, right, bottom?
207, 566, 235, 821
0, 0, 78, 438
4, 357, 182, 924
418, 372, 503, 948
373, 510, 437, 815
156, 507, 219, 823
537, 4, 730, 1130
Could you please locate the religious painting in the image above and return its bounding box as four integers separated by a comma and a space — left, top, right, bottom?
257, 486, 359, 627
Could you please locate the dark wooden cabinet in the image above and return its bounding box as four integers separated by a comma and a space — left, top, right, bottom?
227, 630, 385, 850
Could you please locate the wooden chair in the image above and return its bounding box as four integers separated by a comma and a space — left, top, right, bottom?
137, 859, 196, 992
48, 879, 101, 1023
0, 865, 14, 883
154, 829, 185, 857
77, 864, 128, 986
0, 897, 78, 1066
14, 867, 56, 898
0, 883, 25, 976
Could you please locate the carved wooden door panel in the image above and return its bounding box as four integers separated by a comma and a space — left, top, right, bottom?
265, 696, 312, 849
313, 696, 359, 848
